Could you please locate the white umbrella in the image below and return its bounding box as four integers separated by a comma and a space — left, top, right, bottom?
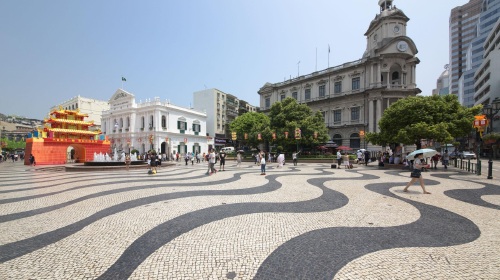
406, 148, 437, 160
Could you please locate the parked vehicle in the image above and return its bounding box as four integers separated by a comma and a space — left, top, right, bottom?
220, 147, 235, 154
460, 151, 477, 159
449, 151, 462, 159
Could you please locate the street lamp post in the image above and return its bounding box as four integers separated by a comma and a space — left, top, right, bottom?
0, 126, 4, 155
482, 97, 500, 179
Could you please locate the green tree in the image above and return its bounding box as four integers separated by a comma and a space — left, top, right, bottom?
365, 95, 481, 150
268, 97, 329, 151
229, 112, 271, 148
0, 137, 26, 152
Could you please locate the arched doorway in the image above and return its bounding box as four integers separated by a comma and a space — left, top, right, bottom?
67, 145, 86, 163
332, 134, 343, 146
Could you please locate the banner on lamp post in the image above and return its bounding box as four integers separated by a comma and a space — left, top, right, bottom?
295, 128, 301, 139
285, 131, 289, 139
244, 133, 248, 140
258, 133, 261, 140
272, 132, 276, 140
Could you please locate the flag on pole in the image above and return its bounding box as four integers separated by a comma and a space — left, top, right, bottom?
121, 77, 126, 82
328, 44, 330, 53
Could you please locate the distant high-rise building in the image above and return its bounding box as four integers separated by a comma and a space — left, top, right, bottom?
193, 88, 257, 148
432, 65, 450, 96
474, 17, 500, 133
460, 0, 500, 107
449, 0, 482, 98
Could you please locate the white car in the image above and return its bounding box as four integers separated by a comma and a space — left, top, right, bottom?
460, 151, 477, 159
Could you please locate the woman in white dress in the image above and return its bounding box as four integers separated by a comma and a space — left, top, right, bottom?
277, 153, 285, 168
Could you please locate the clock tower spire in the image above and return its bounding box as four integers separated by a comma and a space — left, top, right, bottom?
379, 0, 394, 12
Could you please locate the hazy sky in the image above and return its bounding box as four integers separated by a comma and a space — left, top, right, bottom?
1, 0, 467, 119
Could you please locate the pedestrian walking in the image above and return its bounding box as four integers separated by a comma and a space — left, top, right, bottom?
125, 154, 131, 171
442, 150, 450, 169
364, 150, 370, 166
277, 153, 285, 168
149, 152, 158, 174
342, 153, 350, 169
292, 151, 300, 166
404, 153, 431, 194
431, 153, 441, 169
260, 153, 266, 175
29, 154, 36, 166
236, 152, 242, 167
208, 149, 217, 175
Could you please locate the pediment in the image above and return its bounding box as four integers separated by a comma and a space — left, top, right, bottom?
377, 36, 418, 56
110, 89, 134, 102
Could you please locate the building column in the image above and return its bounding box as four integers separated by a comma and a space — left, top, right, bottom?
376, 98, 382, 133
369, 100, 374, 132
377, 64, 381, 84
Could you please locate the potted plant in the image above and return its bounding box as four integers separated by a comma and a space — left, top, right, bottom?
482, 132, 500, 144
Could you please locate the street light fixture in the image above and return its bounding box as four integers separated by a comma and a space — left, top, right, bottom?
482, 97, 500, 179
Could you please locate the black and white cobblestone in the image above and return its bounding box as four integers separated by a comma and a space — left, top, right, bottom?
0, 162, 498, 279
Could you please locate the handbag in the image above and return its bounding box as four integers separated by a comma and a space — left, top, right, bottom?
410, 169, 422, 178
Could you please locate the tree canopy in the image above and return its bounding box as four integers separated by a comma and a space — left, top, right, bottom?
365, 94, 482, 149
230, 97, 329, 151
229, 112, 271, 148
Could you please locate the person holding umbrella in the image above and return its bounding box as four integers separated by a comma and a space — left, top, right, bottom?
403, 153, 431, 194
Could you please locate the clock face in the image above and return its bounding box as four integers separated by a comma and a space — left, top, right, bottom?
397, 41, 408, 52
394, 25, 400, 34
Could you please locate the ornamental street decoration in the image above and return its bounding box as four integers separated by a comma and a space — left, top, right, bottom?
473, 115, 488, 138
285, 131, 289, 139
295, 128, 301, 140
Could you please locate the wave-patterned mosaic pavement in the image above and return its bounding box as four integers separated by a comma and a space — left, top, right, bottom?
0, 161, 499, 279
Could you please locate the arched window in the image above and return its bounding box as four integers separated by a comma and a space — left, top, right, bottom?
119, 118, 123, 128
162, 115, 167, 128
192, 120, 201, 135
177, 117, 187, 133
150, 115, 154, 129
392, 71, 400, 80
126, 117, 130, 128
141, 117, 145, 129
389, 64, 402, 85
332, 134, 342, 146
350, 133, 360, 149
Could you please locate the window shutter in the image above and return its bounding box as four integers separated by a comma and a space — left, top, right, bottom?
177, 121, 180, 129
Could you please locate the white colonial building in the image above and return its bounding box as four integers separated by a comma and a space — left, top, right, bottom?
51, 95, 109, 130
258, 0, 420, 150
101, 89, 211, 156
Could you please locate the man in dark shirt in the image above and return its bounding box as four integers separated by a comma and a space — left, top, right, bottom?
219, 151, 227, 171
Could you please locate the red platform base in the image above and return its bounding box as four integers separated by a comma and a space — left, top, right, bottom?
24, 138, 111, 165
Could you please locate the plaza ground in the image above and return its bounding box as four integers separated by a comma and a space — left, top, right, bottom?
0, 160, 499, 279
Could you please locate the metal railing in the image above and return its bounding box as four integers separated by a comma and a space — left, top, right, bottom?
453, 158, 480, 175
